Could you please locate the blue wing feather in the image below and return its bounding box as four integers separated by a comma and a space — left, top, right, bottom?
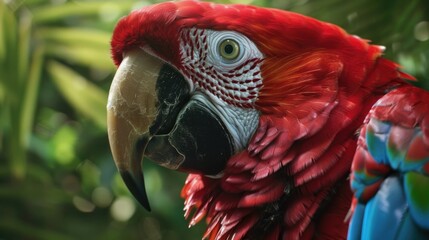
347, 203, 364, 240
350, 176, 407, 240
348, 86, 429, 239
349, 174, 429, 240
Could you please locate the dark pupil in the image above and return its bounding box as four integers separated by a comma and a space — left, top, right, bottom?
224, 44, 234, 54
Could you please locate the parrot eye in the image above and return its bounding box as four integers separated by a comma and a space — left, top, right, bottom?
204, 31, 261, 69
219, 39, 240, 60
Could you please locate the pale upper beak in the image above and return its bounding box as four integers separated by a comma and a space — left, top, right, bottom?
107, 49, 162, 210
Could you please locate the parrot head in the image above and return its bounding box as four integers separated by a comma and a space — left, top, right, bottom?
107, 0, 397, 211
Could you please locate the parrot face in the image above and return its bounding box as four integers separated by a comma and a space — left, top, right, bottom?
108, 1, 414, 238
108, 2, 269, 210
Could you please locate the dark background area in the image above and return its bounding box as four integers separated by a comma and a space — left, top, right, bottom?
1, 0, 428, 239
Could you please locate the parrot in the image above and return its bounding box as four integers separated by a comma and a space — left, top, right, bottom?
106, 0, 429, 239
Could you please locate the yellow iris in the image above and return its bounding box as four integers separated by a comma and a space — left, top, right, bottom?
219, 39, 240, 60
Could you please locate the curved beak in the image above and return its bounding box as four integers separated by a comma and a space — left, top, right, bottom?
107, 49, 235, 211
107, 49, 162, 211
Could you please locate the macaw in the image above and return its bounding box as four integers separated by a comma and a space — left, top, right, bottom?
106, 1, 429, 239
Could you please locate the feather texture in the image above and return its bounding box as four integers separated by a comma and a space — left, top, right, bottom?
349, 86, 429, 239
110, 1, 422, 239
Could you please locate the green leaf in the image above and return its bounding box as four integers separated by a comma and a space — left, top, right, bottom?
1, 0, 27, 179
45, 44, 114, 71
0, 1, 7, 62
32, 1, 139, 24
47, 61, 108, 129
17, 9, 32, 85
36, 27, 112, 49
0, 0, 18, 86
20, 33, 44, 152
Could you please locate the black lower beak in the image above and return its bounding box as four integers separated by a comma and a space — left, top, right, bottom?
119, 170, 151, 210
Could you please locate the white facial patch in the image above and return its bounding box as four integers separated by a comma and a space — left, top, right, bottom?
178, 28, 264, 153
179, 28, 264, 108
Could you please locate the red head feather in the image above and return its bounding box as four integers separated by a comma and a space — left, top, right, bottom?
111, 0, 412, 116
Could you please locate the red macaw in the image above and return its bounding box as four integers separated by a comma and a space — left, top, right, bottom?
106, 1, 429, 239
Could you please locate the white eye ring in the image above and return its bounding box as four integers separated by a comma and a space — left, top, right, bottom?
209, 31, 250, 66
204, 30, 262, 71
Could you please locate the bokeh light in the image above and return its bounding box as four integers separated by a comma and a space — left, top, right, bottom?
414, 21, 429, 42
92, 186, 113, 208
110, 196, 136, 222
73, 196, 96, 213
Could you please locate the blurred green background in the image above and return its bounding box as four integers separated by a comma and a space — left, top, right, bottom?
0, 0, 428, 239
